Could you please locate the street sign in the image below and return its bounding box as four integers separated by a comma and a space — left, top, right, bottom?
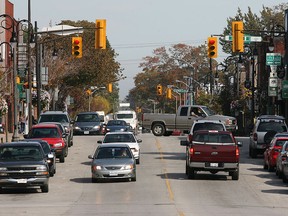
268, 86, 277, 96
224, 35, 262, 43
282, 80, 288, 99
269, 77, 278, 88
173, 89, 188, 93
266, 53, 282, 66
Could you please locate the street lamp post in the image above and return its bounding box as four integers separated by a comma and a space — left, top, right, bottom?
0, 14, 19, 141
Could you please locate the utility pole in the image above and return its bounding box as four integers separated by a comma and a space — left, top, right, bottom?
284, 9, 288, 120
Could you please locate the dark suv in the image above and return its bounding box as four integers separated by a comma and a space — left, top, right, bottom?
0, 142, 50, 193
38, 111, 73, 147
249, 115, 288, 158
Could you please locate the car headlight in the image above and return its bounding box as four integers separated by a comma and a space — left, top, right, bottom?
54, 142, 63, 147
0, 167, 8, 176
121, 164, 134, 170
74, 126, 80, 130
120, 128, 125, 131
92, 165, 102, 171
0, 167, 7, 171
93, 125, 100, 130
36, 165, 49, 175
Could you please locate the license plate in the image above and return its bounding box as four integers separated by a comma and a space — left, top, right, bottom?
84, 131, 89, 134
210, 163, 218, 167
109, 172, 118, 176
17, 179, 27, 184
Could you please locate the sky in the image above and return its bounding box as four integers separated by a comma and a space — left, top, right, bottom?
9, 0, 287, 100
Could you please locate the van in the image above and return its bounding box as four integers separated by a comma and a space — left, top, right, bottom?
115, 110, 138, 130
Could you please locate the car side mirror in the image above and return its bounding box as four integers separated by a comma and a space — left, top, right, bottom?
97, 140, 103, 144
137, 139, 142, 143
47, 153, 54, 159
23, 134, 29, 139
70, 120, 75, 124
237, 141, 243, 147
88, 155, 93, 159
62, 134, 66, 138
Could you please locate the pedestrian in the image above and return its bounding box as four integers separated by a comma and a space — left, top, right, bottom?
19, 112, 26, 133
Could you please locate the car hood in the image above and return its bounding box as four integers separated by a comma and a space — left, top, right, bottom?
92, 158, 135, 166
102, 142, 140, 150
0, 161, 46, 166
30, 138, 64, 144
75, 122, 101, 127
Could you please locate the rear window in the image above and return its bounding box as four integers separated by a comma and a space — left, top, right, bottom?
193, 133, 234, 144
39, 114, 69, 123
193, 123, 225, 133
257, 121, 287, 132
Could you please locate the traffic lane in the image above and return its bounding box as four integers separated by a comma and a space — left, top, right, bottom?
65, 133, 182, 216
157, 135, 288, 216
0, 135, 101, 216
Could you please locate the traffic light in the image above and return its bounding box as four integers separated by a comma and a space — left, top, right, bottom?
157, 84, 162, 95
207, 37, 218, 58
166, 88, 172, 99
108, 83, 113, 93
95, 19, 106, 49
72, 37, 83, 58
232, 21, 244, 53
86, 89, 92, 95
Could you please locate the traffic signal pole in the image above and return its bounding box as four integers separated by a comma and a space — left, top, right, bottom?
285, 9, 288, 121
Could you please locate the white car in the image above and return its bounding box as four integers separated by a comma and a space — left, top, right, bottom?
97, 132, 141, 164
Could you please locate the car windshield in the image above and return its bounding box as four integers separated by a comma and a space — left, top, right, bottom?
39, 114, 68, 123
201, 107, 215, 116
107, 120, 126, 126
95, 147, 132, 159
0, 146, 43, 161
31, 128, 60, 138
76, 114, 100, 122
257, 122, 287, 132
103, 134, 136, 143
116, 114, 133, 119
193, 123, 225, 132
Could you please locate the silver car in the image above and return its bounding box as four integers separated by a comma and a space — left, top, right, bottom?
88, 144, 136, 182
97, 132, 141, 164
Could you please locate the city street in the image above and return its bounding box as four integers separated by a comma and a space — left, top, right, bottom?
0, 133, 288, 216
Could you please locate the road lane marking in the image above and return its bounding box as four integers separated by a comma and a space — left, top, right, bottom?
155, 138, 185, 216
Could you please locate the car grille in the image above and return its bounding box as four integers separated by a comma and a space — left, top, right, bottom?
8, 167, 37, 171
80, 127, 92, 130
105, 166, 121, 170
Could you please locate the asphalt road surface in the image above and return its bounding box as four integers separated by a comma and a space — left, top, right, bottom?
0, 133, 288, 216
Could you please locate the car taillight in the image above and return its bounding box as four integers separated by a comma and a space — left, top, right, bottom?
253, 133, 257, 141
236, 147, 240, 156
189, 147, 194, 155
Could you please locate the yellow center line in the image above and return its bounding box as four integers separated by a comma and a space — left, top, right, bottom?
155, 138, 185, 216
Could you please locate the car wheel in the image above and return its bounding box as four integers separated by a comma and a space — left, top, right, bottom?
231, 169, 239, 180
283, 174, 288, 183
41, 184, 49, 193
250, 147, 257, 159
136, 158, 140, 165
65, 146, 68, 157
59, 155, 65, 163
131, 176, 136, 182
49, 171, 54, 177
268, 163, 274, 172
152, 123, 165, 136
263, 161, 268, 170
188, 167, 196, 179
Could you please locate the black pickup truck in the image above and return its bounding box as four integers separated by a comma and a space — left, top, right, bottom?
0, 142, 50, 193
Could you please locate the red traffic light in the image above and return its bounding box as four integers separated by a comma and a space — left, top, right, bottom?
74, 39, 80, 45
208, 39, 216, 45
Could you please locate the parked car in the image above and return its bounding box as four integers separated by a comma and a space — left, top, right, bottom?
181, 130, 242, 180
249, 115, 288, 158
103, 120, 132, 134
72, 112, 102, 135
88, 143, 136, 182
0, 142, 50, 193
263, 136, 288, 172
280, 141, 288, 183
98, 132, 141, 164
24, 123, 68, 163
20, 139, 56, 177
275, 141, 288, 178
38, 111, 74, 147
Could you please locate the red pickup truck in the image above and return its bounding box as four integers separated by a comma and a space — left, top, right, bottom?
181, 130, 242, 180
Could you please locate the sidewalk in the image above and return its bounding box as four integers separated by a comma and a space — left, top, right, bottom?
0, 132, 24, 143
